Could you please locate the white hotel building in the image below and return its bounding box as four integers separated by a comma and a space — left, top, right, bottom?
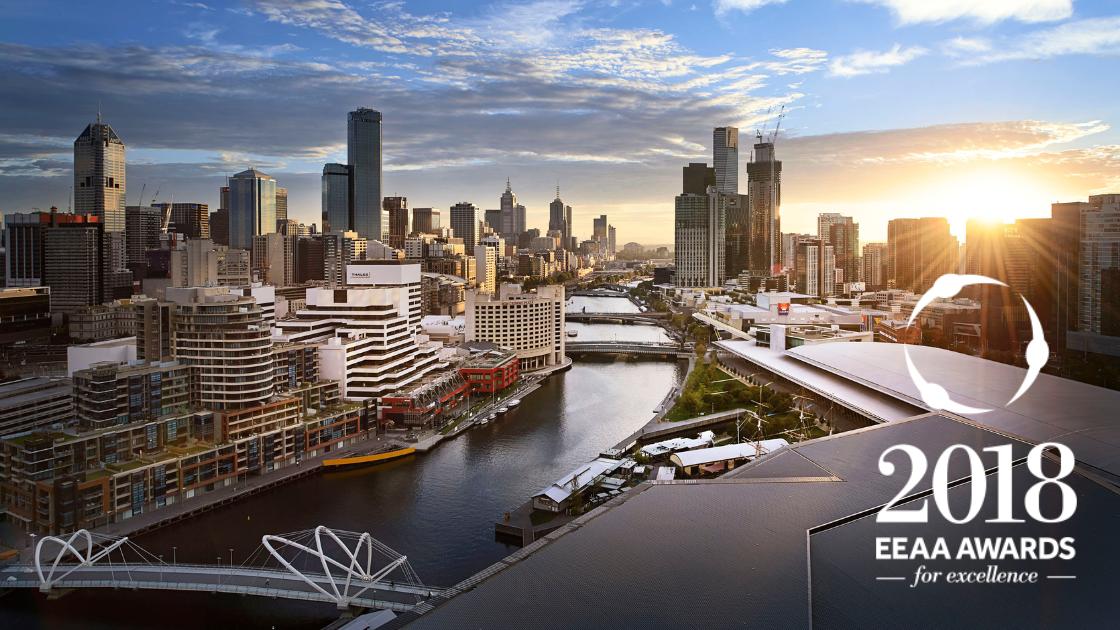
274, 260, 447, 400
466, 284, 566, 372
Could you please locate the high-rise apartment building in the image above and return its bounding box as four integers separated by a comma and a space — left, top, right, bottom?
384, 196, 409, 249
795, 238, 835, 298
323, 230, 367, 287
72, 360, 190, 431
1079, 194, 1120, 335
227, 168, 277, 249
674, 171, 726, 288
275, 260, 446, 400
170, 239, 251, 288
747, 142, 781, 274
165, 286, 275, 411
412, 208, 439, 234
73, 116, 126, 232
818, 213, 859, 286
862, 242, 889, 290
887, 217, 957, 294
713, 126, 739, 195
43, 214, 107, 314
465, 284, 565, 372
450, 202, 481, 251
348, 107, 384, 241
475, 243, 498, 294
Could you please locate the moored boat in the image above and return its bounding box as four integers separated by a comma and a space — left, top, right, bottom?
322, 445, 415, 469
508, 399, 521, 408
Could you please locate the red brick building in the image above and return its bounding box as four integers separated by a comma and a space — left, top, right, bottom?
460, 349, 519, 394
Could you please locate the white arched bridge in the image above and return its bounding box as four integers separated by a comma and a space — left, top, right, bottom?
0, 526, 444, 612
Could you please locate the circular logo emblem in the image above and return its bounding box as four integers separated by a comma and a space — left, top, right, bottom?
904, 274, 1049, 414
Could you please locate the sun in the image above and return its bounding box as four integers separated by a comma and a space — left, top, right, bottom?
917, 165, 1055, 237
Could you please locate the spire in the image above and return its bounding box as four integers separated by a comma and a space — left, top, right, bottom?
96, 101, 102, 125
555, 181, 560, 200
505, 177, 511, 193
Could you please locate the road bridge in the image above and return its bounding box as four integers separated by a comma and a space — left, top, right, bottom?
565, 341, 692, 358
565, 312, 668, 324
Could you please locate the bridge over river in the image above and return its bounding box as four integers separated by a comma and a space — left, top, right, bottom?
1, 526, 444, 612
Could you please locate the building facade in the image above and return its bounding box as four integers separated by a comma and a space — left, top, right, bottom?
227, 168, 277, 250
73, 117, 125, 232
348, 107, 384, 241
713, 126, 739, 195
747, 141, 781, 274
465, 284, 565, 372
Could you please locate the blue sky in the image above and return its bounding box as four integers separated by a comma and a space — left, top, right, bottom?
1, 0, 1117, 243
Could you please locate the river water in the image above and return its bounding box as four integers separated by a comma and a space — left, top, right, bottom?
4, 294, 682, 628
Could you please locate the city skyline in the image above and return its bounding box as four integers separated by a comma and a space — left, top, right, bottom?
1, 1, 1117, 243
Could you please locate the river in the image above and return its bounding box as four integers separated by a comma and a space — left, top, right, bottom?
3, 294, 683, 629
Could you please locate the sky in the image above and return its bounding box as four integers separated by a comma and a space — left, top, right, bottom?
0, 0, 1117, 245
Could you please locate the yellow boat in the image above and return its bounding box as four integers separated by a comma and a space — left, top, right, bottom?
322, 446, 416, 468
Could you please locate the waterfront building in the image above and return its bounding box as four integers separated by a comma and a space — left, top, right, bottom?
72, 360, 190, 431
465, 284, 565, 372
384, 196, 409, 249
73, 116, 125, 232
450, 202, 481, 251
379, 370, 468, 428
164, 286, 275, 411
275, 260, 447, 400
227, 168, 277, 249
713, 126, 739, 195
747, 141, 781, 274
0, 286, 51, 345
348, 107, 384, 241
459, 347, 519, 394
0, 377, 72, 438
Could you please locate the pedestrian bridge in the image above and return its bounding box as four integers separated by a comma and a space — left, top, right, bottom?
565, 312, 668, 324
0, 526, 444, 612
566, 341, 692, 357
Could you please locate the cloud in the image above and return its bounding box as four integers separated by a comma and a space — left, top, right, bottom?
855, 0, 1072, 24
713, 0, 788, 16
948, 16, 1120, 64
828, 44, 926, 77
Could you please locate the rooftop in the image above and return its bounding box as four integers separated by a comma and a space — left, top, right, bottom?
395, 413, 1119, 628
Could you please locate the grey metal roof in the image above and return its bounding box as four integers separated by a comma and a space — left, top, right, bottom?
397, 414, 1119, 629
787, 342, 1120, 482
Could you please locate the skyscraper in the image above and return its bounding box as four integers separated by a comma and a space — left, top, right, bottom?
887, 217, 957, 294
348, 107, 384, 241
43, 214, 105, 314
384, 196, 409, 249
818, 213, 859, 287
412, 208, 439, 234
499, 179, 525, 239
713, 127, 739, 195
683, 162, 716, 195
795, 238, 835, 298
747, 141, 781, 274
157, 202, 210, 239
966, 219, 1034, 353
124, 206, 162, 266
322, 162, 352, 234
549, 186, 566, 240
608, 225, 617, 257
73, 116, 125, 232
1079, 194, 1120, 335
450, 202, 481, 251
862, 242, 888, 290
674, 163, 726, 288
275, 187, 288, 226
227, 168, 277, 249
725, 193, 750, 279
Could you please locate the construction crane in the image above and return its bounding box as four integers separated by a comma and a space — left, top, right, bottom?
768, 105, 786, 144
159, 195, 174, 235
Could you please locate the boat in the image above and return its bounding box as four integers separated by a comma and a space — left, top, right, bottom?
498, 406, 509, 414
478, 418, 489, 426
508, 399, 521, 408
567, 330, 578, 338
488, 413, 497, 421
321, 445, 415, 469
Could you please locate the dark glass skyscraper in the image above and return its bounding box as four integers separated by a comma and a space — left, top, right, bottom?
747, 142, 781, 274
348, 107, 384, 242
713, 127, 738, 195
321, 162, 352, 234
